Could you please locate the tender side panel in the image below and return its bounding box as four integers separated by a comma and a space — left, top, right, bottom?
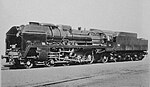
137, 39, 148, 51
112, 32, 148, 51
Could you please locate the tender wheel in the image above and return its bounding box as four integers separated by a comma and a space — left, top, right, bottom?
24, 59, 34, 69
125, 54, 133, 61
133, 54, 139, 61
128, 55, 134, 61
117, 55, 122, 61
101, 54, 109, 63
138, 54, 145, 60
44, 59, 55, 67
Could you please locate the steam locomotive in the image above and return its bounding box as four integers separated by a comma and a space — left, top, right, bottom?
2, 22, 148, 68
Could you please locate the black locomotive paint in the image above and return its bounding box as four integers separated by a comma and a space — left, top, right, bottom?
1, 22, 148, 69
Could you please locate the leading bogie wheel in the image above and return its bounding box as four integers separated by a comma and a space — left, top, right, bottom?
44, 59, 55, 67
24, 59, 34, 69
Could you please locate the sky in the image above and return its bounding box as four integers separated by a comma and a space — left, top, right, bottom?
0, 0, 150, 55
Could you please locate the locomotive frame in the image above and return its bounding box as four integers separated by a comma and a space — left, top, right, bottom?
2, 22, 148, 68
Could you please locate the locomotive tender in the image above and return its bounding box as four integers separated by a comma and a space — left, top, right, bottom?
2, 22, 148, 68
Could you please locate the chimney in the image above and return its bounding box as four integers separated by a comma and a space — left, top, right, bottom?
78, 27, 81, 30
